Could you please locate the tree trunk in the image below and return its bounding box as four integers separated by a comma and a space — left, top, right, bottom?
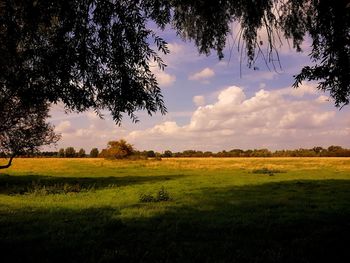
0, 154, 15, 170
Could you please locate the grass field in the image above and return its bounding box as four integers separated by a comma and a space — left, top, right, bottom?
0, 157, 350, 262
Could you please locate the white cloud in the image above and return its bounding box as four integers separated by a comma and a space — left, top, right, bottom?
50, 110, 129, 151
55, 121, 75, 133
193, 95, 206, 106
156, 70, 176, 87
151, 65, 176, 87
153, 41, 205, 72
189, 67, 215, 82
315, 95, 330, 104
125, 85, 349, 151
168, 43, 185, 54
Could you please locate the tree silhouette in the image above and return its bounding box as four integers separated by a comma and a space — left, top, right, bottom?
57, 148, 65, 158
0, 1, 348, 137
0, 0, 167, 124
78, 148, 86, 158
0, 102, 60, 169
65, 147, 76, 158
90, 148, 99, 158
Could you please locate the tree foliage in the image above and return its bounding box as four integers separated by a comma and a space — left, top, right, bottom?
166, 0, 350, 106
57, 148, 65, 158
90, 148, 99, 158
78, 148, 86, 158
0, 0, 168, 124
0, 0, 349, 128
64, 147, 76, 158
100, 139, 134, 159
0, 101, 60, 169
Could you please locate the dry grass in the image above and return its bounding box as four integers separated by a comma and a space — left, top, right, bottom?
0, 157, 349, 262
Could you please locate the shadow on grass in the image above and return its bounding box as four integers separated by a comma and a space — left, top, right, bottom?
0, 179, 349, 262
0, 174, 185, 195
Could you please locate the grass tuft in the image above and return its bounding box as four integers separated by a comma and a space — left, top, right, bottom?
252, 167, 285, 176
10, 181, 96, 195
139, 186, 171, 202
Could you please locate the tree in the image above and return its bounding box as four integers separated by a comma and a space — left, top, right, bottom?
163, 150, 173, 158
1, 0, 348, 128
0, 0, 167, 124
100, 139, 134, 159
146, 150, 156, 158
65, 147, 76, 158
0, 102, 60, 169
90, 148, 99, 158
57, 148, 65, 158
168, 1, 349, 106
77, 148, 86, 158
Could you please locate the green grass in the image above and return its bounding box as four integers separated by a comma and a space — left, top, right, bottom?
0, 157, 350, 262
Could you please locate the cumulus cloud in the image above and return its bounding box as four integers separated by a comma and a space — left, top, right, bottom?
126, 85, 349, 151
189, 67, 215, 82
193, 95, 206, 106
315, 95, 330, 104
151, 65, 176, 87
168, 43, 185, 54
55, 121, 75, 133
50, 110, 129, 151
154, 69, 176, 87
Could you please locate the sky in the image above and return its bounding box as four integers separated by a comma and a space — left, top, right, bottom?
48, 25, 350, 153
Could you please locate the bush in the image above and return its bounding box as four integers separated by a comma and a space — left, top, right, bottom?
139, 186, 171, 202
156, 186, 170, 201
139, 193, 155, 202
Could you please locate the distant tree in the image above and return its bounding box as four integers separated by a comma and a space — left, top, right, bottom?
328, 146, 343, 152
146, 150, 156, 158
312, 147, 324, 154
40, 151, 58, 157
78, 148, 86, 158
182, 150, 198, 157
90, 148, 99, 158
57, 148, 65, 158
203, 151, 213, 157
163, 150, 173, 157
101, 140, 134, 159
229, 149, 244, 157
0, 102, 60, 169
65, 147, 76, 158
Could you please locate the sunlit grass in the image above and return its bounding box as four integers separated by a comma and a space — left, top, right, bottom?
0, 157, 349, 262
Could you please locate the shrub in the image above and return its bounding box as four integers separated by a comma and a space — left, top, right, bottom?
139, 193, 155, 202
139, 186, 171, 202
156, 186, 170, 201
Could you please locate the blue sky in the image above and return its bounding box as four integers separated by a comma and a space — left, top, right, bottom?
49, 26, 350, 152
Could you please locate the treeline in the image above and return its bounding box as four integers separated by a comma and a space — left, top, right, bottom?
5, 147, 100, 158
168, 146, 350, 157
5, 145, 350, 158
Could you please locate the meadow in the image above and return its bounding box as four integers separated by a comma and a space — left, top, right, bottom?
0, 157, 349, 262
